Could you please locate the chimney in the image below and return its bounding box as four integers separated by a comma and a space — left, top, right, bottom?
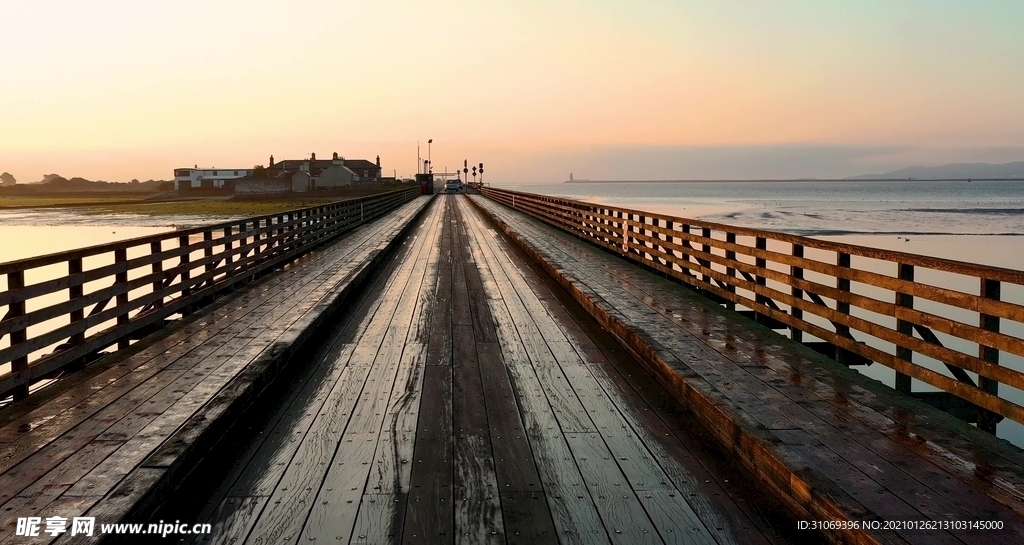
269, 155, 274, 167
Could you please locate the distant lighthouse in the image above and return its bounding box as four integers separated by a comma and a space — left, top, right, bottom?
569, 172, 574, 182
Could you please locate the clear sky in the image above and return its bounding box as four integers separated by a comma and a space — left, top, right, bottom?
2, 0, 1023, 183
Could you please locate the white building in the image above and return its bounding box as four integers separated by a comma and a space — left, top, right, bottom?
173, 167, 253, 190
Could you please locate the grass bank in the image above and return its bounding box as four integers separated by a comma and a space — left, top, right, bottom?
83, 199, 344, 217
0, 195, 153, 209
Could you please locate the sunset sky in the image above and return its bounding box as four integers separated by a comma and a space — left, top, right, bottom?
3, 0, 1023, 183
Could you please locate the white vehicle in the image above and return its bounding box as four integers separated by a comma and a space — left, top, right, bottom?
445, 180, 462, 192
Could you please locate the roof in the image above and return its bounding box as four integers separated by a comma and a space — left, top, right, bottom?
269, 159, 379, 174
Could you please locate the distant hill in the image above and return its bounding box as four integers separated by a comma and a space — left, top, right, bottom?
848, 161, 1024, 180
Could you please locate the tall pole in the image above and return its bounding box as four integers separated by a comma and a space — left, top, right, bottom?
417, 141, 421, 175
428, 139, 433, 174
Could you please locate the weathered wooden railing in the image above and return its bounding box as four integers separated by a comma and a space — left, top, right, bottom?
482, 187, 1024, 433
0, 187, 420, 402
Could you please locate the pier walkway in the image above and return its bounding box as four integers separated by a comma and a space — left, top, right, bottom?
155, 195, 801, 545
1, 191, 1022, 545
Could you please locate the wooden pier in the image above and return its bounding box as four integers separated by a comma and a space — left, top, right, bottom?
1, 190, 1023, 544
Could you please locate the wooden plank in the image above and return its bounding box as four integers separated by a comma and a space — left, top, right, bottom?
207, 496, 266, 545
402, 364, 453, 543
297, 435, 379, 543
452, 329, 503, 545
499, 492, 558, 545
367, 203, 444, 498
192, 204, 437, 544
476, 344, 543, 492
460, 201, 611, 544
526, 429, 611, 545
349, 494, 407, 545
303, 208, 444, 543
563, 432, 661, 544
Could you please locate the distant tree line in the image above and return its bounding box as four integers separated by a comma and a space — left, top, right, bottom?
0, 173, 172, 192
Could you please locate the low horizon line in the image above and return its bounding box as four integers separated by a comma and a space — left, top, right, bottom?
558, 177, 1024, 184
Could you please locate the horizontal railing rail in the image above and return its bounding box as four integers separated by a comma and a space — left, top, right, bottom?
481, 187, 1024, 432
0, 188, 420, 402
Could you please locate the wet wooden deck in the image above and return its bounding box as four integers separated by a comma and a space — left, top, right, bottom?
158, 195, 808, 545
470, 195, 1024, 545
0, 197, 432, 545
9, 192, 1019, 545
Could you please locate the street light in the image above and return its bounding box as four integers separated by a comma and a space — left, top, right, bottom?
428, 139, 433, 174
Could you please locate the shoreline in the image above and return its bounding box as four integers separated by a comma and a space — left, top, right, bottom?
563, 178, 1024, 183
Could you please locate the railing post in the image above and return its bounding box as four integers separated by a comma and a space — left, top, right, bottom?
701, 227, 712, 284
754, 236, 768, 307
791, 244, 804, 343
151, 240, 163, 310
179, 234, 191, 305
725, 233, 736, 310
978, 278, 1001, 434
253, 219, 262, 259
222, 227, 232, 271
681, 224, 691, 270
115, 249, 129, 349
836, 252, 852, 338
894, 263, 914, 394
8, 270, 29, 401
622, 213, 630, 255
69, 258, 85, 346
619, 211, 628, 253
203, 230, 214, 284
638, 214, 645, 258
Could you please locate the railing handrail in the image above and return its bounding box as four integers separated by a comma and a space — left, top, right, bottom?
481, 186, 1024, 431
0, 188, 421, 402
487, 188, 1024, 284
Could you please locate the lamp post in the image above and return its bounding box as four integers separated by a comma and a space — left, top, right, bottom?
427, 139, 432, 174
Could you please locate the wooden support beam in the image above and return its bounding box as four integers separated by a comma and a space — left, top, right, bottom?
979, 278, 1003, 433
895, 263, 914, 394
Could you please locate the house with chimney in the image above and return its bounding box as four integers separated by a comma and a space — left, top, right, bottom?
263, 152, 383, 191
